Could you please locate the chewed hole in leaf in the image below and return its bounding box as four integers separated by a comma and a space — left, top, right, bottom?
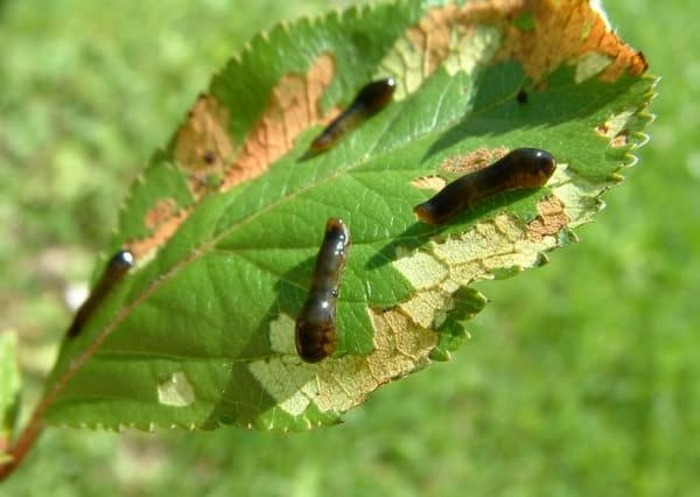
158, 372, 196, 408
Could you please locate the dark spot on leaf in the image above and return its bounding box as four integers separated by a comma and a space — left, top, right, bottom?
203, 150, 217, 165
516, 89, 528, 104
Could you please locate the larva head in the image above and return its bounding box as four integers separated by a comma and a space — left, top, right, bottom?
109, 250, 135, 271
508, 148, 557, 187
413, 201, 441, 225
325, 218, 351, 256
354, 77, 397, 115
295, 319, 338, 363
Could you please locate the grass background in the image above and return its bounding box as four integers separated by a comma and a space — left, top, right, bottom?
0, 0, 697, 495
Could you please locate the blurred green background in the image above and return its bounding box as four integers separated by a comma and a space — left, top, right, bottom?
0, 0, 697, 495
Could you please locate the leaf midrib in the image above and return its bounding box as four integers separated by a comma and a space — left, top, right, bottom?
49, 63, 616, 406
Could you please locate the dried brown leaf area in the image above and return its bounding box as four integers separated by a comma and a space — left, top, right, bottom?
405, 4, 464, 75
441, 146, 510, 175
173, 53, 337, 197
527, 196, 570, 241
379, 0, 646, 98
496, 0, 647, 81
249, 309, 437, 421
127, 199, 190, 260
174, 95, 234, 201
412, 146, 510, 192
221, 53, 337, 190
131, 54, 337, 260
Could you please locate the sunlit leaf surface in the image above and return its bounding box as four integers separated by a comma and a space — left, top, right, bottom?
44, 0, 655, 432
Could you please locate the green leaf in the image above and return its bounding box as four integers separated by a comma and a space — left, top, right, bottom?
0, 331, 21, 454
43, 0, 656, 432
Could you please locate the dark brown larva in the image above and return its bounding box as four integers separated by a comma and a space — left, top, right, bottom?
302, 77, 396, 159
295, 218, 351, 363
66, 249, 134, 338
414, 148, 557, 225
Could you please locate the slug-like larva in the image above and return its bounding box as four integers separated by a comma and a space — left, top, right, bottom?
414, 148, 557, 225
295, 218, 351, 363
66, 249, 134, 338
302, 78, 396, 159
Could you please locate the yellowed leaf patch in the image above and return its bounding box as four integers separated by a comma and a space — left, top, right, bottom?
377, 3, 503, 97
249, 308, 437, 422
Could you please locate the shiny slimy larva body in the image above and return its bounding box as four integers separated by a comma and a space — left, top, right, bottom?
414, 148, 557, 225
66, 249, 134, 338
302, 78, 396, 159
295, 218, 351, 363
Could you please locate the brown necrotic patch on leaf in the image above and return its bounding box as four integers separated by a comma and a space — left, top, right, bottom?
174, 95, 234, 200
596, 110, 635, 148
221, 53, 337, 191
144, 199, 179, 231
493, 0, 647, 81
126, 199, 190, 260
609, 130, 630, 148
440, 146, 509, 175
527, 195, 570, 241
405, 4, 461, 76
411, 148, 511, 199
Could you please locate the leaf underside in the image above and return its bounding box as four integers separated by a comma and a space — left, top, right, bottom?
46, 0, 655, 432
